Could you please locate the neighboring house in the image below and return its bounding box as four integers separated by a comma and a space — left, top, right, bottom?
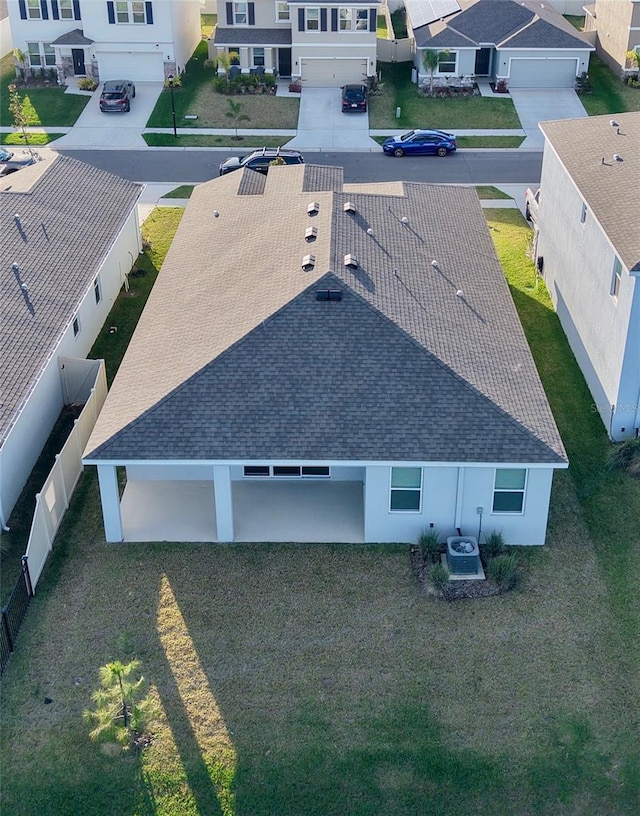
6, 0, 201, 83
584, 0, 640, 75
533, 112, 640, 441
405, 0, 593, 89
1, 0, 13, 57
83, 165, 567, 547
211, 0, 380, 84
0, 154, 141, 530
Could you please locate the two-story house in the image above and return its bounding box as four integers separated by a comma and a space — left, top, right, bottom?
584, 0, 640, 76
7, 0, 201, 83
211, 0, 379, 84
534, 112, 640, 440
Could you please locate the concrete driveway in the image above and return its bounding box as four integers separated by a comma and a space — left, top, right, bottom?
509, 89, 588, 149
53, 81, 163, 149
286, 88, 379, 151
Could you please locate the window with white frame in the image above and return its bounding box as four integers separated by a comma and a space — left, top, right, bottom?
28, 42, 56, 68
27, 0, 41, 19
580, 202, 588, 224
115, 1, 146, 24
94, 276, 102, 305
275, 1, 289, 21
252, 47, 265, 67
27, 41, 42, 66
339, 8, 352, 30
355, 8, 368, 29
492, 469, 526, 513
390, 467, 422, 512
437, 50, 456, 73
611, 256, 622, 298
72, 316, 80, 337
306, 7, 320, 30
60, 0, 74, 19
234, 2, 248, 24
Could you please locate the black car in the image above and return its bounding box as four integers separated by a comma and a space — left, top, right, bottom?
100, 80, 136, 112
0, 150, 38, 176
341, 84, 367, 113
219, 147, 304, 176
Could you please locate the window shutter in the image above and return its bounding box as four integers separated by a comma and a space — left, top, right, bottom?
40, 0, 49, 19
73, 0, 80, 19
369, 8, 376, 32
107, 1, 115, 24
298, 7, 304, 31
145, 1, 153, 23
320, 8, 327, 31
51, 0, 59, 19
331, 8, 338, 31
226, 2, 233, 24
19, 0, 27, 20
248, 2, 254, 25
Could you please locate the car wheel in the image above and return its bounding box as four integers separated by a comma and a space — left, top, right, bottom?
525, 205, 531, 222
393, 148, 404, 157
437, 147, 448, 157
125, 101, 130, 112
132, 86, 136, 98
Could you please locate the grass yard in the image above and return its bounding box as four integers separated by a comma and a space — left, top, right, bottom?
0, 54, 90, 128
1, 132, 64, 145
369, 62, 521, 129
143, 133, 291, 148
579, 55, 640, 115
161, 185, 195, 199
146, 41, 299, 130
377, 14, 388, 38
201, 13, 217, 39
475, 185, 512, 199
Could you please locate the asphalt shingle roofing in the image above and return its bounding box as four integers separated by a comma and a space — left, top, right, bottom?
214, 28, 292, 46
85, 167, 565, 466
0, 155, 141, 446
539, 112, 640, 274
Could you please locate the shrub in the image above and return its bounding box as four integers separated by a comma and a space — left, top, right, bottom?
575, 71, 592, 94
495, 78, 508, 93
418, 529, 441, 563
482, 530, 505, 559
487, 553, 518, 592
605, 438, 640, 477
429, 562, 450, 593
78, 76, 97, 91
164, 75, 182, 89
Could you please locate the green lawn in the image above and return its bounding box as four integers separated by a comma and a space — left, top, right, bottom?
201, 13, 217, 39
475, 185, 512, 199
147, 41, 299, 129
377, 14, 388, 38
161, 185, 195, 199
1, 132, 64, 145
143, 133, 291, 148
370, 62, 521, 129
0, 54, 90, 128
579, 55, 640, 115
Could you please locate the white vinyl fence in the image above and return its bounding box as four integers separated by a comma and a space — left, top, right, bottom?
24, 359, 107, 590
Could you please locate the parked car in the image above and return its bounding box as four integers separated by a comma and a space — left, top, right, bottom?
382, 130, 457, 157
341, 84, 367, 113
0, 150, 38, 176
525, 187, 541, 225
219, 147, 304, 176
99, 80, 136, 113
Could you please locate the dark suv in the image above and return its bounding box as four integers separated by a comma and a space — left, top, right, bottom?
341, 84, 367, 113
219, 147, 305, 176
100, 80, 136, 112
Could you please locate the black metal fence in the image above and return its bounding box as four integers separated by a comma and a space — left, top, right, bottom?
1, 557, 33, 676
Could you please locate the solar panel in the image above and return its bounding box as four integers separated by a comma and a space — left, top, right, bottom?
408, 0, 460, 30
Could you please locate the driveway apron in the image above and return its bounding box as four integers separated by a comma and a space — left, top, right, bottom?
509, 89, 588, 149
53, 82, 164, 149
286, 87, 379, 150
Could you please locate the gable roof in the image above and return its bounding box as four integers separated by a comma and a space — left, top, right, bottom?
539, 112, 640, 274
85, 167, 565, 466
0, 154, 141, 446
50, 28, 94, 46
411, 0, 593, 50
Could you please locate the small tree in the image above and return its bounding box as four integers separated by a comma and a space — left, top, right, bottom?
422, 49, 449, 94
626, 49, 640, 72
8, 84, 30, 145
225, 98, 249, 139
215, 50, 240, 91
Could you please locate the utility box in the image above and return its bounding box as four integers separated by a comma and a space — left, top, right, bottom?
446, 536, 480, 575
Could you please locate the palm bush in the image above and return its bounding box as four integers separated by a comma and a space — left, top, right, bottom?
482, 530, 505, 559
605, 438, 640, 478
487, 553, 518, 593
418, 528, 441, 562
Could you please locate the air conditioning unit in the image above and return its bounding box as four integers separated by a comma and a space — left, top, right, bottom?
446, 536, 480, 575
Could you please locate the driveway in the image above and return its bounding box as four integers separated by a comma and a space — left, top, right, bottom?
509, 89, 588, 149
286, 88, 379, 151
53, 81, 163, 149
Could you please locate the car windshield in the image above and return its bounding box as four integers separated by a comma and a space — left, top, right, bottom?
399, 131, 416, 142
240, 154, 259, 166
103, 93, 124, 100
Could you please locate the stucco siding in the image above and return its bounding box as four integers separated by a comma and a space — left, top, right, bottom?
591, 0, 635, 73
0, 13, 12, 57
170, 0, 201, 71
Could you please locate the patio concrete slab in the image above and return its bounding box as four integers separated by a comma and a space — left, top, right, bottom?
286, 87, 380, 151
509, 89, 587, 149
121, 480, 217, 542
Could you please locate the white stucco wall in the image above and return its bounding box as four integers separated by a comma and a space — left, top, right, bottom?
415, 48, 476, 83
170, 0, 202, 71
0, 13, 13, 57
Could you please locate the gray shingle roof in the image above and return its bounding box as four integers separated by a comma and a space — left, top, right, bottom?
302, 165, 343, 193
237, 170, 267, 196
539, 112, 640, 273
214, 27, 292, 46
51, 28, 94, 46
85, 166, 565, 465
0, 155, 141, 446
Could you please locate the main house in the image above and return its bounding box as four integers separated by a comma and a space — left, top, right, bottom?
405, 0, 593, 90
211, 0, 380, 84
584, 0, 640, 76
0, 154, 141, 530
83, 165, 567, 547
533, 112, 640, 441
7, 0, 201, 83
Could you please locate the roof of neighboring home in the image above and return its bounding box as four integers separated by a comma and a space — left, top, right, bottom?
411, 0, 593, 50
0, 0, 8, 21
84, 166, 566, 466
539, 112, 640, 274
214, 27, 292, 46
50, 28, 94, 46
0, 154, 141, 447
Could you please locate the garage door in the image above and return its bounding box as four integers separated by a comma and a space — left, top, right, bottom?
300, 58, 368, 87
98, 52, 164, 83
509, 58, 577, 88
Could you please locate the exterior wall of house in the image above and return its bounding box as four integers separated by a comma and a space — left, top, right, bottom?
169, 0, 201, 72
414, 47, 476, 85
0, 10, 12, 57
535, 145, 639, 439
589, 0, 636, 74
0, 205, 140, 526
545, 0, 590, 13
216, 0, 292, 30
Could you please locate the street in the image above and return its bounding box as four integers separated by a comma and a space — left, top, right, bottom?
58, 148, 543, 185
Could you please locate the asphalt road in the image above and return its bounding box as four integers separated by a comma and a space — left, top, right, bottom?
59, 148, 543, 185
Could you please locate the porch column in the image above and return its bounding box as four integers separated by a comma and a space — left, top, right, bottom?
264, 49, 273, 71
239, 47, 249, 70
97, 465, 123, 542
213, 465, 234, 542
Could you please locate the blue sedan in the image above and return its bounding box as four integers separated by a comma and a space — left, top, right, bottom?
382, 129, 457, 157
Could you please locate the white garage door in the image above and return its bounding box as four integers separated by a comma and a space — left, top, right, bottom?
301, 58, 368, 87
98, 52, 164, 83
509, 59, 577, 88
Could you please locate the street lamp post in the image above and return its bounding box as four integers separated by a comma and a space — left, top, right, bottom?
167, 73, 177, 138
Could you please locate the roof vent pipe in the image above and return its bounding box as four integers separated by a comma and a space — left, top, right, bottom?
343, 201, 356, 213
307, 201, 319, 215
